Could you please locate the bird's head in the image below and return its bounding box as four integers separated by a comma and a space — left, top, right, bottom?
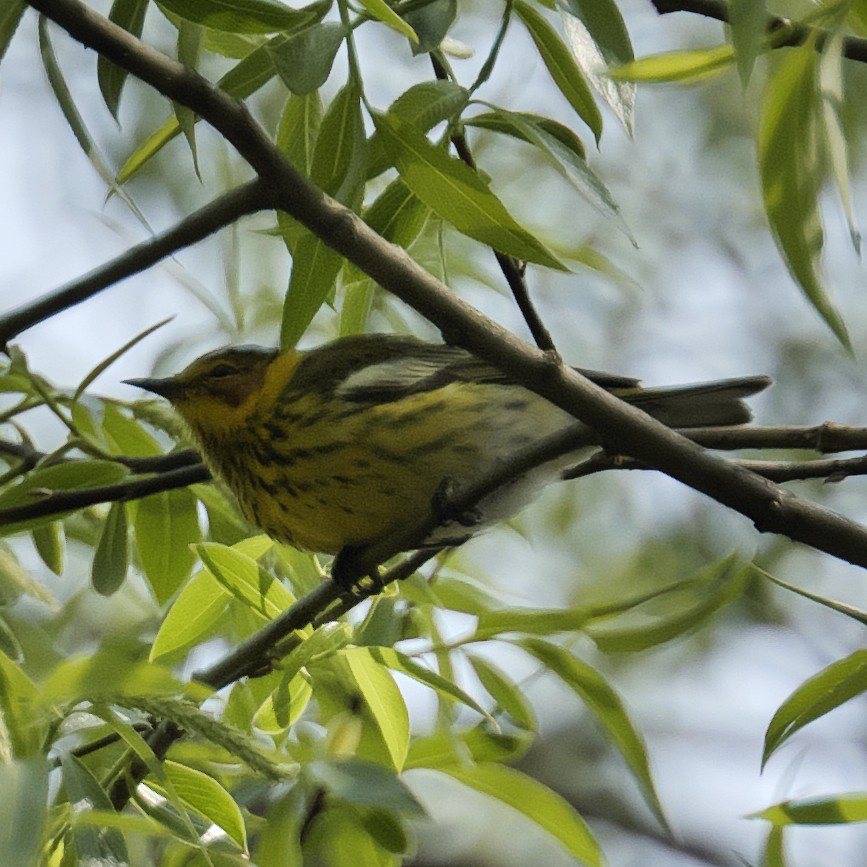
125, 345, 281, 433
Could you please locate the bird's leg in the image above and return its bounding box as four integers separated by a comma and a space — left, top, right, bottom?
431, 477, 483, 528
331, 545, 383, 593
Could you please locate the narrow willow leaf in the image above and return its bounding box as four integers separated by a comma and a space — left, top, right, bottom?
254, 673, 313, 732
586, 559, 751, 653
309, 80, 365, 199
343, 647, 410, 771
729, 0, 768, 86
150, 568, 230, 661
762, 825, 787, 867
37, 16, 149, 225
752, 792, 867, 826
759, 568, 867, 626
370, 646, 494, 724
0, 547, 56, 606
406, 726, 532, 769
514, 0, 602, 142
175, 19, 204, 174
280, 230, 344, 349
440, 763, 602, 866
162, 761, 247, 849
73, 317, 172, 406
0, 759, 49, 866
467, 107, 630, 239
98, 0, 148, 118
0, 461, 129, 536
195, 542, 296, 620
268, 22, 344, 95
158, 0, 327, 34
0, 1, 25, 65
611, 45, 735, 82
819, 28, 861, 253
403, 0, 457, 55
32, 523, 64, 576
358, 0, 418, 42
763, 649, 867, 768
560, 0, 635, 134
474, 606, 593, 640
276, 90, 323, 178
375, 114, 565, 270
467, 653, 536, 729
758, 39, 849, 346
519, 637, 668, 829
367, 80, 469, 179
61, 754, 129, 863
92, 501, 128, 596
307, 758, 424, 814
136, 489, 200, 604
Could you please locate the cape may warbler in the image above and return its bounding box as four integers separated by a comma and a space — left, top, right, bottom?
127, 335, 769, 573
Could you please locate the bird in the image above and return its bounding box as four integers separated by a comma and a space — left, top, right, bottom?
126, 334, 769, 582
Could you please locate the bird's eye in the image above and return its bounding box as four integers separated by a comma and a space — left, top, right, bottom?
209, 363, 238, 378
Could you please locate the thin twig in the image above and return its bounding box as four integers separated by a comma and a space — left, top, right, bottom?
0, 179, 270, 348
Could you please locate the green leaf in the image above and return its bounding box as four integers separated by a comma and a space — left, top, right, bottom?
559, 0, 635, 134
37, 16, 148, 225
254, 672, 313, 732
99, 0, 148, 118
403, 0, 457, 55
514, 0, 602, 142
158, 0, 328, 34
0, 546, 55, 606
102, 403, 162, 457
74, 317, 172, 407
307, 758, 424, 815
375, 113, 565, 269
367, 80, 469, 179
135, 489, 200, 604
762, 825, 787, 867
440, 763, 602, 866
276, 89, 323, 178
467, 107, 630, 238
759, 568, 867, 626
519, 637, 667, 829
819, 28, 861, 253
343, 647, 410, 771
0, 1, 25, 66
0, 461, 129, 536
358, 0, 417, 42
467, 653, 536, 729
92, 501, 129, 596
758, 39, 849, 346
763, 649, 867, 768
268, 22, 344, 94
729, 0, 768, 86
150, 567, 229, 661
0, 653, 43, 758
117, 26, 319, 183
611, 45, 735, 83
280, 230, 344, 349
61, 754, 128, 864
406, 725, 532, 769
32, 522, 64, 576
159, 760, 247, 849
310, 80, 366, 200
752, 792, 867, 826
370, 646, 494, 724
586, 558, 751, 653
0, 759, 49, 867
195, 541, 296, 620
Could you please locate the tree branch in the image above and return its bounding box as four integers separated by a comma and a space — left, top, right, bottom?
0, 179, 270, 348
650, 0, 867, 65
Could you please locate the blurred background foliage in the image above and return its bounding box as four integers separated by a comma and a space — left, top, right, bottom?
2, 0, 867, 865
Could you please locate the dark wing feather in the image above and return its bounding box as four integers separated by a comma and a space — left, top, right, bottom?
288, 334, 639, 404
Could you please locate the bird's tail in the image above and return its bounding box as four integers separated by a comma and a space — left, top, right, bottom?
623, 375, 771, 428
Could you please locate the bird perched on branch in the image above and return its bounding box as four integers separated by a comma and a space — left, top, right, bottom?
127, 334, 769, 581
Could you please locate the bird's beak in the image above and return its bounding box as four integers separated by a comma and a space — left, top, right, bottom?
124, 376, 183, 400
